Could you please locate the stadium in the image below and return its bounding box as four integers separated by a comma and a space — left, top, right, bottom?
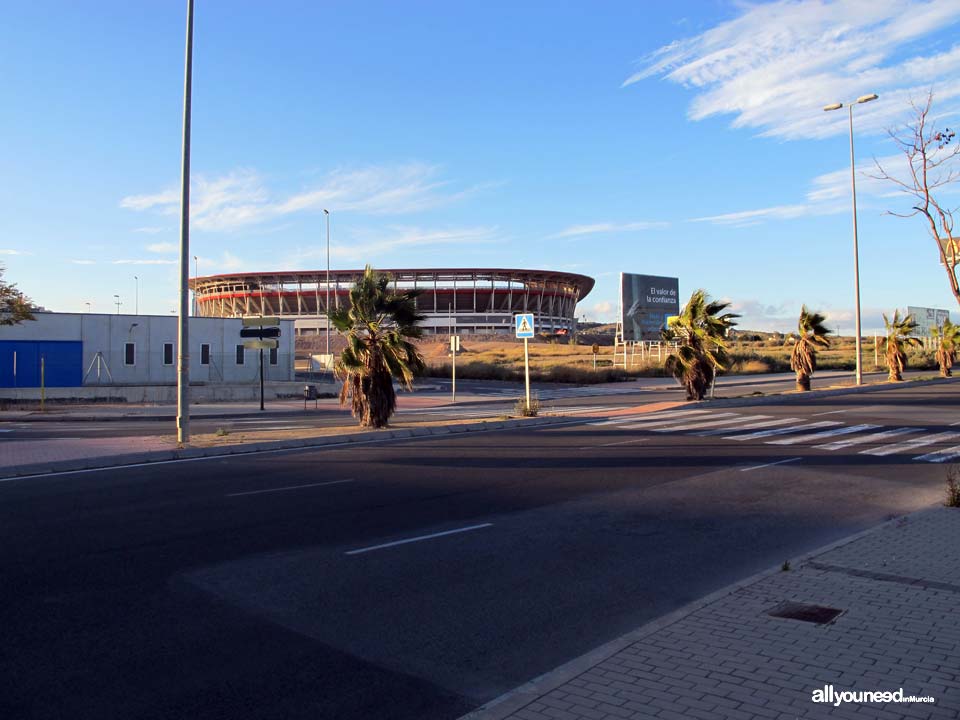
190, 268, 595, 336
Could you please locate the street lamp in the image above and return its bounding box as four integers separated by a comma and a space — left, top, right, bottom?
193, 255, 198, 316
323, 208, 331, 359
824, 92, 878, 386
134, 275, 139, 315
113, 294, 121, 315
85, 302, 91, 313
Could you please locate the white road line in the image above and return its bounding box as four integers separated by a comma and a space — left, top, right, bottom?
740, 457, 802, 472
951, 421, 960, 427
915, 445, 960, 463
582, 438, 649, 449
622, 412, 739, 431
861, 431, 960, 457
812, 409, 852, 416
226, 478, 355, 497
768, 424, 880, 446
345, 523, 493, 556
653, 414, 768, 433
726, 421, 841, 441
816, 427, 918, 450
589, 409, 710, 427
697, 417, 797, 436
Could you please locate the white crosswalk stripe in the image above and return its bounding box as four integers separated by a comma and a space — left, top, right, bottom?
768, 424, 880, 446
697, 416, 798, 436
653, 414, 772, 433
914, 444, 960, 463
726, 420, 841, 441
585, 409, 960, 463
861, 431, 960, 457
816, 426, 918, 450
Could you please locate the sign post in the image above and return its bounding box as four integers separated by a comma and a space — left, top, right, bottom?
515, 313, 535, 412
592, 343, 599, 371
450, 335, 460, 403
241, 317, 281, 411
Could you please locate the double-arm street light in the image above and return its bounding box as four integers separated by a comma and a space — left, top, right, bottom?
824, 92, 878, 386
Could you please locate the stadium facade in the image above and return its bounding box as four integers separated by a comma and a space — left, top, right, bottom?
190, 268, 594, 335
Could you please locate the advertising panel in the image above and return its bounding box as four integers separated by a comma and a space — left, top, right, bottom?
907, 306, 951, 337
620, 273, 679, 341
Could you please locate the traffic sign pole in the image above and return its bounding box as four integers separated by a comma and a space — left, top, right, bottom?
259, 348, 265, 411
524, 337, 530, 412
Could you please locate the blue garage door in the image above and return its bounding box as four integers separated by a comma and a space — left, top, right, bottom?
0, 341, 83, 388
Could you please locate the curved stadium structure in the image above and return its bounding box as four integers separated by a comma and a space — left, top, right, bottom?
191, 268, 595, 335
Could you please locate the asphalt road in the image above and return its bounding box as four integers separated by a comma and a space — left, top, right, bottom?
1, 380, 956, 719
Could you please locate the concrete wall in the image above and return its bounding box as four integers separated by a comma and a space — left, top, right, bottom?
0, 313, 296, 386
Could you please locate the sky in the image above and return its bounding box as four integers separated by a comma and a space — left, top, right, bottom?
2, 0, 960, 333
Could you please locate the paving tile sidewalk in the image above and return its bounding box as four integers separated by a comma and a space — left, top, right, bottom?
464, 507, 960, 720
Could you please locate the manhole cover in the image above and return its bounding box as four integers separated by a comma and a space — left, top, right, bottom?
767, 601, 843, 625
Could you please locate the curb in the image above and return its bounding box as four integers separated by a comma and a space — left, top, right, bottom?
0, 415, 572, 481
457, 504, 949, 720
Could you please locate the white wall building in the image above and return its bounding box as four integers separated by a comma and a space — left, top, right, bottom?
0, 312, 296, 389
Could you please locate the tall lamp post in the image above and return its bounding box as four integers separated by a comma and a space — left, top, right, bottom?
176, 0, 195, 444
113, 294, 121, 314
193, 255, 198, 316
134, 275, 139, 315
824, 92, 878, 386
323, 208, 331, 360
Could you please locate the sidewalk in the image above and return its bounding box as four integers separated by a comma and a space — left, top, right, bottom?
463, 506, 960, 720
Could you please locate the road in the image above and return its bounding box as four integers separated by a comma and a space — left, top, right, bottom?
0, 380, 956, 719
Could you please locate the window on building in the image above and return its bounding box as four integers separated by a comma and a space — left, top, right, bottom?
163, 343, 174, 366
200, 344, 210, 366
124, 343, 136, 366
236, 344, 245, 365
269, 346, 278, 365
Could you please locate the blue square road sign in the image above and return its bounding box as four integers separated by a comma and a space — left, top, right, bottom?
515, 313, 535, 338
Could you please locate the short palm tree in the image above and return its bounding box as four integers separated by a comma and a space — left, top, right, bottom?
662, 289, 739, 401
330, 266, 426, 428
790, 306, 831, 391
932, 319, 960, 377
883, 310, 921, 382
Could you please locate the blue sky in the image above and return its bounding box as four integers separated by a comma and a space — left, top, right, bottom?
3, 0, 960, 333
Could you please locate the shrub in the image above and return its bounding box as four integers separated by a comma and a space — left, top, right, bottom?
946, 466, 960, 508
514, 394, 540, 417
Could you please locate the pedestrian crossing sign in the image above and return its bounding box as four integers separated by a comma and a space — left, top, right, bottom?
515, 313, 535, 338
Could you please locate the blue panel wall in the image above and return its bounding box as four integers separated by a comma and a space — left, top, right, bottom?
0, 341, 83, 388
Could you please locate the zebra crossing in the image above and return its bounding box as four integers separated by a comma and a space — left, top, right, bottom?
591, 409, 960, 464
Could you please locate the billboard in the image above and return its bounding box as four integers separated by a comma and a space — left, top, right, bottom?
907, 306, 950, 337
620, 273, 679, 341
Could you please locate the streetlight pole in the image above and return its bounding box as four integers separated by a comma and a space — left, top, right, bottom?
134, 275, 139, 315
176, 0, 195, 444
85, 302, 91, 313
824, 92, 878, 387
193, 255, 198, 316
323, 208, 330, 360
114, 295, 121, 315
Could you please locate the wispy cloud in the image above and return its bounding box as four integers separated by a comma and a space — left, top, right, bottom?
121, 164, 484, 231
552, 221, 669, 238
112, 259, 177, 266
626, 0, 960, 141
70, 259, 96, 265
133, 226, 166, 234
690, 203, 814, 227
0, 249, 32, 256
146, 242, 178, 254
287, 225, 502, 266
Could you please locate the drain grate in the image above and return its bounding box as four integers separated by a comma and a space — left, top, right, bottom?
767, 601, 843, 625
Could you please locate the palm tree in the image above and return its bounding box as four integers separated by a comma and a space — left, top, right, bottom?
662, 289, 739, 401
790, 306, 831, 391
330, 266, 426, 428
883, 310, 921, 382
932, 319, 960, 377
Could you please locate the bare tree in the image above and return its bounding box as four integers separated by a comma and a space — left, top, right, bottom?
873, 92, 960, 308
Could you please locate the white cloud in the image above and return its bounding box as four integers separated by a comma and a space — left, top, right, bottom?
626, 0, 960, 141
133, 227, 166, 234
146, 242, 178, 254
591, 301, 614, 320
112, 259, 177, 265
120, 164, 483, 232
70, 259, 96, 265
690, 203, 814, 227
552, 221, 669, 238
0, 249, 31, 256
